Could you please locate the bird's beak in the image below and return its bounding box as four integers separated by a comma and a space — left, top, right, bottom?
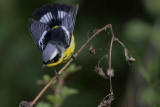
42, 64, 46, 69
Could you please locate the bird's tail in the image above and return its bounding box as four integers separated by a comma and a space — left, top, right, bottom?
32, 4, 78, 33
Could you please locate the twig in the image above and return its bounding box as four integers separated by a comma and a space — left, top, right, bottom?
98, 93, 114, 107
94, 55, 108, 79
98, 24, 115, 107
98, 24, 135, 107
98, 55, 108, 68
30, 76, 57, 106
114, 38, 135, 65
108, 24, 115, 94
28, 24, 113, 107
108, 37, 114, 70
114, 38, 125, 48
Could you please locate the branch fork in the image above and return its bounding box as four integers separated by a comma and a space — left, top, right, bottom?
19, 24, 135, 107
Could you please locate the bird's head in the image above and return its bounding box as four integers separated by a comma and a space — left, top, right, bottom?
42, 42, 65, 67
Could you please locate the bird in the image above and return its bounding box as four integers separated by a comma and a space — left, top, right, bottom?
29, 4, 79, 68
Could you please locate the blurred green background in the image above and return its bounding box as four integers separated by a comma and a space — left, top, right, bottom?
0, 0, 160, 107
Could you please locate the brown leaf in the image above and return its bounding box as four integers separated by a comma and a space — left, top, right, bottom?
124, 48, 135, 65
94, 66, 107, 79
98, 93, 114, 107
87, 29, 99, 40
92, 29, 100, 34
89, 44, 96, 55
98, 100, 111, 107
107, 68, 114, 77
19, 101, 31, 107
126, 57, 136, 65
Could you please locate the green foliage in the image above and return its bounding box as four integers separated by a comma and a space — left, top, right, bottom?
60, 86, 78, 97
143, 0, 160, 17
47, 95, 62, 104
36, 64, 81, 107
61, 63, 82, 78
46, 87, 78, 106
35, 102, 52, 107
43, 74, 51, 83
123, 1, 160, 105
140, 59, 160, 107
151, 23, 160, 51
124, 19, 152, 42
1, 0, 160, 106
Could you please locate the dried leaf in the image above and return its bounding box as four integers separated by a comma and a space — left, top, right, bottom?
94, 66, 107, 79
124, 48, 136, 65
126, 57, 136, 64
107, 68, 114, 77
87, 29, 100, 40
98, 100, 111, 107
98, 93, 114, 107
91, 29, 100, 34
114, 37, 135, 65
89, 44, 96, 55
19, 101, 31, 107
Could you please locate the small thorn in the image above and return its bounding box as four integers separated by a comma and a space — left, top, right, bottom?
55, 70, 59, 78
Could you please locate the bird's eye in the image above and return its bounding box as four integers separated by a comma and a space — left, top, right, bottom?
51, 54, 60, 63
51, 58, 54, 62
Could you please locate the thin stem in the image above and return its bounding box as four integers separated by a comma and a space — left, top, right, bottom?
108, 24, 115, 94
108, 36, 115, 94
114, 38, 125, 49
109, 75, 113, 93
108, 37, 114, 70
30, 76, 57, 106
75, 24, 112, 57
30, 24, 112, 107
98, 55, 107, 68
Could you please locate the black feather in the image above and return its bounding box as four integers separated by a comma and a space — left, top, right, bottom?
32, 4, 79, 31
44, 27, 68, 48
29, 4, 79, 51
61, 5, 78, 34
29, 19, 49, 51
32, 4, 53, 20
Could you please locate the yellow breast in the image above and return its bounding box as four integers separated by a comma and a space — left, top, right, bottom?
46, 35, 75, 67
63, 35, 75, 62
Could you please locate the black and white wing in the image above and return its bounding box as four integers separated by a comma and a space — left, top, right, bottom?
61, 4, 79, 34
60, 4, 78, 47
29, 19, 49, 51
32, 4, 58, 27
32, 4, 79, 32
29, 4, 79, 50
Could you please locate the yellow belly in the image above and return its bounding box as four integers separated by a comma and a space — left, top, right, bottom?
46, 35, 75, 67
63, 35, 75, 62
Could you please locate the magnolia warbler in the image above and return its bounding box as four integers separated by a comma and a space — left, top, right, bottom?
29, 4, 78, 68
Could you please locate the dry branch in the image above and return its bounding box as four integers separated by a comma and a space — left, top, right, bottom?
19, 24, 134, 107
